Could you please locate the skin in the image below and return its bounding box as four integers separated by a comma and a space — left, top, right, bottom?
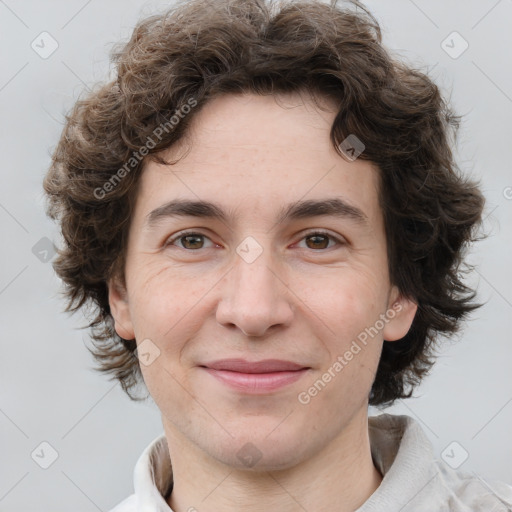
109, 92, 417, 512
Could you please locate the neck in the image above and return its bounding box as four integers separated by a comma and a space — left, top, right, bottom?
164, 409, 382, 512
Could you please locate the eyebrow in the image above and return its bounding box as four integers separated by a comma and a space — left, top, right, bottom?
145, 197, 369, 228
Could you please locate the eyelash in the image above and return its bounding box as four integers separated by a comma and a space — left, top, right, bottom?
165, 230, 345, 251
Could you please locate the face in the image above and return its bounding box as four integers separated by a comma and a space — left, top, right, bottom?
109, 92, 416, 471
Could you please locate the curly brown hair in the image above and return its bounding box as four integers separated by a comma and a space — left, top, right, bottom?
43, 0, 484, 406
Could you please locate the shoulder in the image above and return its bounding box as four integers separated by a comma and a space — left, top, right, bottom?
434, 463, 512, 511
366, 414, 512, 511
107, 494, 137, 512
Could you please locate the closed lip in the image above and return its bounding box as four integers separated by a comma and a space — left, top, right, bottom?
200, 358, 309, 373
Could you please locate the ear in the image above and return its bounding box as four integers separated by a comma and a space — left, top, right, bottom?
382, 286, 418, 342
108, 277, 135, 340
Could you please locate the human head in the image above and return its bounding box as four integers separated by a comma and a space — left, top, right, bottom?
44, 0, 484, 409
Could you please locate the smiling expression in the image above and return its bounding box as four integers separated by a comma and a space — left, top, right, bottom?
108, 92, 417, 470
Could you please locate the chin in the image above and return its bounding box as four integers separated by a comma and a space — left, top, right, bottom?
209, 430, 309, 472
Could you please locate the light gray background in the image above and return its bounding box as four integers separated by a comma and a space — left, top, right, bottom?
1, 0, 511, 510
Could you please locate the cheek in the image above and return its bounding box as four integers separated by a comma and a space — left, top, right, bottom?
295, 268, 388, 406
127, 261, 205, 337
125, 261, 223, 400
128, 265, 204, 402
303, 267, 389, 345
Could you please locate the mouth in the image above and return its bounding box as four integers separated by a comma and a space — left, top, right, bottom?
199, 359, 311, 393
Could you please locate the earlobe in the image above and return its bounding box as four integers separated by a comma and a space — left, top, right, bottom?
108, 278, 135, 340
382, 290, 418, 342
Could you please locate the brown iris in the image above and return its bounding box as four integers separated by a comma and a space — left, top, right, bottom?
305, 234, 330, 250
180, 234, 205, 249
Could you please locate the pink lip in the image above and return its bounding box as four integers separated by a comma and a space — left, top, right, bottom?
200, 359, 310, 393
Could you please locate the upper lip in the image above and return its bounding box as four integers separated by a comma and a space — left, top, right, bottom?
201, 359, 309, 373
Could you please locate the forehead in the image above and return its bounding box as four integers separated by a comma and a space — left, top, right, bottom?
134, 93, 382, 229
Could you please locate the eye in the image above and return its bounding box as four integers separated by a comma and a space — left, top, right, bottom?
296, 231, 344, 250
165, 231, 217, 250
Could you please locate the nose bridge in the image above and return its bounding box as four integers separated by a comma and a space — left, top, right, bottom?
216, 238, 293, 336
234, 248, 279, 300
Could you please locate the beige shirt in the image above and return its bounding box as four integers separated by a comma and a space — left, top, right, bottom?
109, 413, 512, 511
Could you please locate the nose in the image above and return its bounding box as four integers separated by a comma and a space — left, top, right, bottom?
215, 248, 294, 337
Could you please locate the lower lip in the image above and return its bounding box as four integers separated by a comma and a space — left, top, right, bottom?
202, 368, 309, 393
